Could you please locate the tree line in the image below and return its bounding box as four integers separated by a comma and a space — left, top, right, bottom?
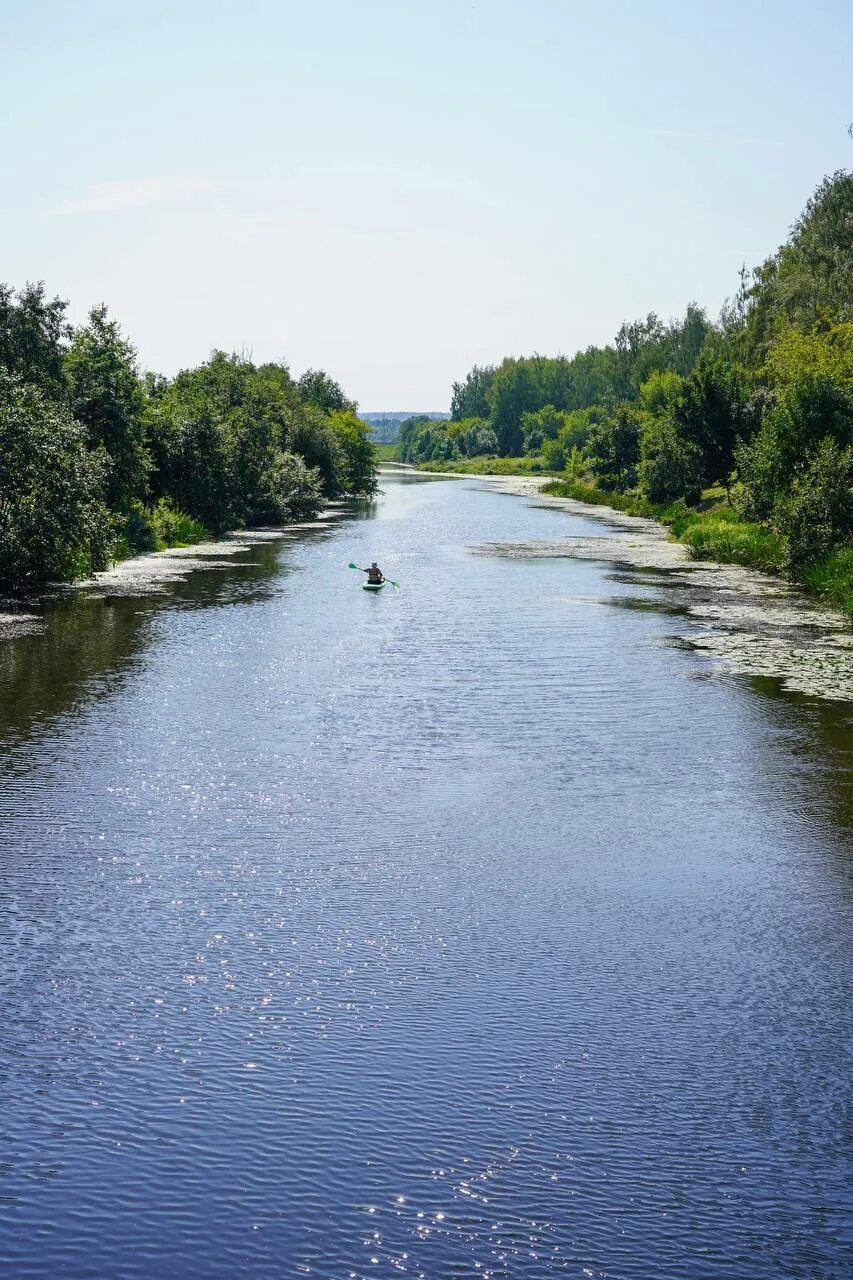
398, 171, 852, 599
0, 292, 376, 592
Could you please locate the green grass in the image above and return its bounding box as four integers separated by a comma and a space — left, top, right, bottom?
801, 546, 853, 619
669, 510, 785, 573
374, 442, 398, 461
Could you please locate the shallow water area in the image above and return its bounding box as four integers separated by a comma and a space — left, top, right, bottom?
0, 471, 850, 1280
473, 476, 852, 701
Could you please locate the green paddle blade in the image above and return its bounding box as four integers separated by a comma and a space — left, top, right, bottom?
348, 562, 360, 569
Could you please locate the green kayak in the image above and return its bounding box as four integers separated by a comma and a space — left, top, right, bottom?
362, 580, 385, 591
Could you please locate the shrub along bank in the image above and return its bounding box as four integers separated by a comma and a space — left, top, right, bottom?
0, 288, 377, 593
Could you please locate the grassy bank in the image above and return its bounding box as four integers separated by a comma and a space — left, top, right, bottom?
542, 478, 852, 619
375, 442, 398, 462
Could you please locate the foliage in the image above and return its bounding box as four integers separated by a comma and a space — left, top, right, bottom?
0, 282, 70, 394
145, 352, 371, 529
587, 404, 644, 492
297, 368, 356, 415
735, 171, 853, 362
772, 437, 853, 573
0, 375, 114, 591
147, 400, 232, 530
328, 410, 378, 495
671, 510, 785, 573
541, 436, 567, 471
416, 455, 546, 475
114, 499, 207, 558
737, 323, 853, 522
0, 278, 370, 591
265, 451, 324, 520
521, 404, 565, 452
450, 364, 494, 420
638, 369, 683, 416
398, 413, 497, 464
638, 416, 703, 505
149, 500, 206, 548
65, 305, 149, 510
669, 356, 751, 490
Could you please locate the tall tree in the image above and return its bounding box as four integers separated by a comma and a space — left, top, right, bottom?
450, 364, 494, 420
0, 281, 69, 393
297, 368, 356, 415
65, 306, 149, 510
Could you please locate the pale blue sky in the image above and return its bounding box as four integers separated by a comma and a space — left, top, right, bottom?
2, 0, 850, 407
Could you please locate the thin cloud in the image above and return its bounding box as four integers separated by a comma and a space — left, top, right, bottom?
53, 176, 215, 215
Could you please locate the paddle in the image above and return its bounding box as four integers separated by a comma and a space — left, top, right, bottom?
348, 563, 400, 588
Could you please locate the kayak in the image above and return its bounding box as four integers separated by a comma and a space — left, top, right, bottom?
362, 580, 385, 591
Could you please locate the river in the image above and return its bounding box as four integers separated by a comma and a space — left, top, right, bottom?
0, 471, 850, 1279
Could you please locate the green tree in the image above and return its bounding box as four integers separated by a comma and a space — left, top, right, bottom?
671, 357, 748, 493
737, 323, 853, 521
65, 305, 149, 510
587, 405, 643, 491
638, 369, 683, 416
283, 400, 343, 494
0, 281, 69, 393
521, 404, 564, 453
736, 171, 853, 362
329, 410, 378, 494
451, 364, 494, 420
487, 359, 542, 454
638, 417, 703, 504
261, 451, 323, 522
297, 368, 356, 415
0, 375, 113, 591
541, 436, 567, 471
773, 436, 853, 572
146, 401, 232, 531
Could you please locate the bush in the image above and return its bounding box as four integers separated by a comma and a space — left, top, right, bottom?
149, 499, 207, 547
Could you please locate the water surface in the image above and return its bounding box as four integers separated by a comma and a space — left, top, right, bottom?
1, 473, 850, 1279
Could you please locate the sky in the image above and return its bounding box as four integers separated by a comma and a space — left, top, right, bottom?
2, 0, 851, 409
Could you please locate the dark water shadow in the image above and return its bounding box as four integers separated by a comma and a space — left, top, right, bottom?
0, 520, 353, 752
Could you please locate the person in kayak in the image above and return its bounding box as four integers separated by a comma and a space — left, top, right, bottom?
363, 562, 385, 585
